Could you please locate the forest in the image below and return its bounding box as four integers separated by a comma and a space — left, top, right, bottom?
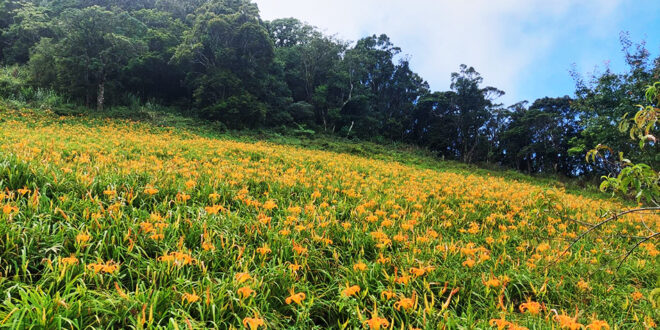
1, 1, 659, 328
1, 0, 659, 177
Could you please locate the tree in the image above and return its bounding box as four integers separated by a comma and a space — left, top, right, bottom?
569, 34, 658, 176
267, 17, 315, 48
1, 1, 52, 64
29, 6, 146, 111
120, 8, 188, 103
569, 82, 660, 269
171, 0, 274, 127
500, 97, 581, 175
268, 18, 348, 130
411, 91, 458, 155
381, 58, 429, 140
449, 65, 504, 163
592, 82, 660, 204
0, 0, 24, 63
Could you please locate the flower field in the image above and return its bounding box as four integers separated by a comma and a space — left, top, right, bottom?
0, 109, 658, 329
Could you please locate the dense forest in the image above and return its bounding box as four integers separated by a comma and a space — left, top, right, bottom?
1, 0, 658, 177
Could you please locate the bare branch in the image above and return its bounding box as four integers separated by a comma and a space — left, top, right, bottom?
616, 232, 660, 270
552, 207, 660, 265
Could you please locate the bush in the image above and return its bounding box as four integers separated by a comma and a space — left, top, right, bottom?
0, 66, 23, 99
0, 66, 64, 108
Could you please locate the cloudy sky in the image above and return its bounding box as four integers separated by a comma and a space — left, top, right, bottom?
253, 0, 660, 106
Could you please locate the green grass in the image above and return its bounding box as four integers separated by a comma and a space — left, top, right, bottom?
0, 105, 656, 329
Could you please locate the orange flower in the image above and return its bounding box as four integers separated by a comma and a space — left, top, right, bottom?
256, 244, 272, 256
463, 258, 476, 268
519, 298, 541, 315
363, 308, 389, 329
76, 232, 91, 244
489, 317, 511, 330
158, 251, 196, 266
60, 255, 79, 267
149, 233, 164, 240
144, 186, 159, 195
285, 288, 306, 305
184, 179, 196, 189
342, 285, 361, 297
380, 290, 395, 300
202, 241, 215, 251
536, 242, 551, 253
394, 268, 411, 285
242, 316, 266, 330
394, 292, 416, 311
353, 262, 367, 271
577, 279, 590, 291
483, 277, 501, 288
376, 254, 390, 264
553, 312, 583, 330
237, 286, 255, 299
409, 266, 432, 277
630, 291, 643, 301
292, 242, 308, 255
257, 213, 272, 225
586, 320, 609, 330
489, 316, 528, 330
2, 204, 18, 215
289, 263, 302, 274
175, 192, 190, 202
263, 200, 277, 210
205, 204, 224, 215
182, 291, 200, 304
235, 272, 252, 283
87, 260, 119, 274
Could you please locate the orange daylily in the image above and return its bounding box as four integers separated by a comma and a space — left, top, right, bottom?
243, 316, 266, 330
285, 288, 306, 305
237, 286, 255, 299
341, 285, 361, 297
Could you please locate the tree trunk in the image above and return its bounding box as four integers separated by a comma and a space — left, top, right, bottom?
322, 114, 327, 132
97, 79, 105, 112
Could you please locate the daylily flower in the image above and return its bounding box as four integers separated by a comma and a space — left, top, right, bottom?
285, 288, 306, 305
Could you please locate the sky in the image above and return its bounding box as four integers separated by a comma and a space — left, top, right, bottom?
253, 0, 660, 106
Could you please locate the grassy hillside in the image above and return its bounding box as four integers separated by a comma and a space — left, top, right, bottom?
0, 107, 657, 328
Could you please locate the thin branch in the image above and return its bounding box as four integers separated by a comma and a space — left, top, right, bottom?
564, 217, 596, 228
552, 207, 660, 265
640, 218, 655, 234
616, 232, 660, 270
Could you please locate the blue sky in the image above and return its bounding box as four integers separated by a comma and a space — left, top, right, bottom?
253, 0, 660, 106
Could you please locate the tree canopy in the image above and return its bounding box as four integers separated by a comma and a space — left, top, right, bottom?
0, 0, 658, 179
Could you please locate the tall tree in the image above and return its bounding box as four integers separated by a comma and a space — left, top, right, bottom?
120, 8, 188, 103
1, 1, 52, 64
450, 64, 504, 163
29, 6, 146, 110
500, 97, 581, 174
569, 34, 659, 175
172, 0, 274, 127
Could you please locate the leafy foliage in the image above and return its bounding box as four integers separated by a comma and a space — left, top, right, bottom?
592, 82, 660, 204
0, 0, 658, 179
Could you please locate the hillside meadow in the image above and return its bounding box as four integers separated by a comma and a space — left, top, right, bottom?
0, 108, 658, 329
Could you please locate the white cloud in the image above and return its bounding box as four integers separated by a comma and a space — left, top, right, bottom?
253, 0, 625, 104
